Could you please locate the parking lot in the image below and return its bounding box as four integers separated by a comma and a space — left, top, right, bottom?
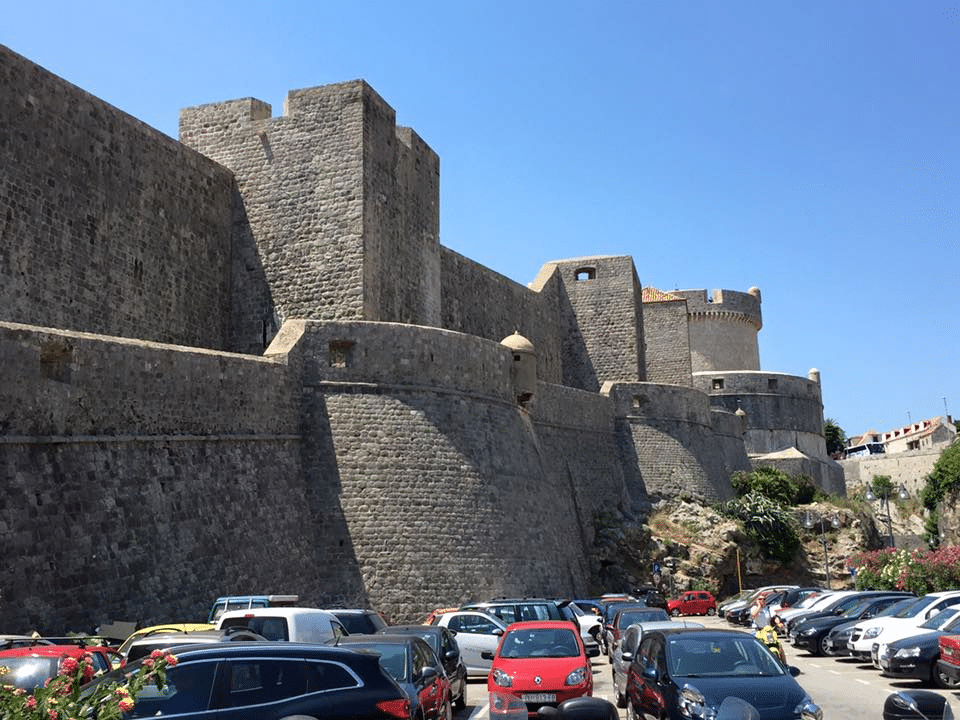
456, 613, 960, 719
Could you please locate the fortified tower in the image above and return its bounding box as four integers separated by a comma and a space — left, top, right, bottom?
179, 81, 441, 354
674, 288, 762, 373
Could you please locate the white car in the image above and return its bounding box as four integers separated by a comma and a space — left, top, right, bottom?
848, 591, 960, 661
871, 606, 960, 668
216, 607, 348, 644
776, 591, 843, 626
430, 610, 507, 677
610, 620, 703, 708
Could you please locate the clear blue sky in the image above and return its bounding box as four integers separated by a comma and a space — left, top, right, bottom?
4, 1, 957, 440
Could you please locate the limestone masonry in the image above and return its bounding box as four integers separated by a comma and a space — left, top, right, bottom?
0, 44, 843, 633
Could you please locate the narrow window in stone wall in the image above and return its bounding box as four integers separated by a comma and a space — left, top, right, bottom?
632, 395, 646, 409
575, 267, 596, 281
712, 378, 724, 390
329, 340, 355, 368
768, 378, 778, 390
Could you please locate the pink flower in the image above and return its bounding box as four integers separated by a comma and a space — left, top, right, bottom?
25, 696, 37, 709
150, 649, 164, 659
142, 658, 155, 668
48, 709, 59, 719
82, 663, 95, 680
115, 686, 131, 698
164, 654, 178, 667
59, 657, 80, 676
118, 697, 135, 712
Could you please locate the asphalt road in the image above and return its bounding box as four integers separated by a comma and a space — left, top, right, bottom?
455, 613, 960, 719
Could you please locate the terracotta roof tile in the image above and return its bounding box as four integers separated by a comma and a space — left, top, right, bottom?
642, 286, 685, 303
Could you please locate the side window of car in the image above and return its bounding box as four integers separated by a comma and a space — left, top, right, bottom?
130, 661, 217, 717
331, 621, 348, 642
221, 659, 309, 707
412, 644, 427, 676
305, 660, 361, 692
492, 606, 518, 624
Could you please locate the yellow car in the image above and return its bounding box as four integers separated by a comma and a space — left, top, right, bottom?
116, 623, 214, 663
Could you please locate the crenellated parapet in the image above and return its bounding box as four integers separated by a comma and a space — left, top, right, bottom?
673, 288, 762, 373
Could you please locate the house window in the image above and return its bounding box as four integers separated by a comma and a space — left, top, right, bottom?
329, 340, 355, 368
768, 378, 778, 390
632, 395, 646, 408
575, 267, 596, 281
712, 378, 724, 390
908, 440, 920, 451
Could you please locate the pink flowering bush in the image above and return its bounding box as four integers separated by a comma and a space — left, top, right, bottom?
0, 649, 176, 720
849, 546, 960, 594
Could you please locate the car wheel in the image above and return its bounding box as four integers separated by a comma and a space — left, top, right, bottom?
440, 696, 453, 720
816, 634, 831, 657
670, 608, 680, 617
933, 658, 960, 689
706, 608, 716, 616
616, 687, 627, 709
453, 685, 466, 711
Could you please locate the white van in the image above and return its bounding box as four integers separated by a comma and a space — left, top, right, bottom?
216, 607, 348, 644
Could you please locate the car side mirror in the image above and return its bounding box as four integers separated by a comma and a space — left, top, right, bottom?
420, 666, 438, 682
587, 646, 600, 658
481, 650, 494, 661
642, 666, 661, 682
788, 666, 801, 677
493, 629, 503, 636
621, 650, 633, 662
445, 649, 459, 661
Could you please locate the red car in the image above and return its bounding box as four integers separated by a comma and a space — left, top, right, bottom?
485, 620, 594, 716
0, 643, 120, 691
667, 590, 717, 617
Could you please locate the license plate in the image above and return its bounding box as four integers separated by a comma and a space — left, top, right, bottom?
522, 693, 557, 703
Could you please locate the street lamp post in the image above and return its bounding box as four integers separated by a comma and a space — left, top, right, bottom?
865, 483, 910, 548
804, 511, 840, 589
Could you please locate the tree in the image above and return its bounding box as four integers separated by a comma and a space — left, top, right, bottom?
824, 418, 846, 456
921, 440, 960, 511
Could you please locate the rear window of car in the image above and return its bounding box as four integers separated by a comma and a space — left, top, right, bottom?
0, 656, 60, 691
336, 613, 387, 634
221, 616, 289, 641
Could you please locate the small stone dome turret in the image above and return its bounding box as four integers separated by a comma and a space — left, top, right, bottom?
501, 331, 537, 405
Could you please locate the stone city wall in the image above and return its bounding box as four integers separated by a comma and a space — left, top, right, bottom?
439, 247, 563, 384
0, 44, 235, 351
641, 298, 693, 387
0, 321, 310, 633
840, 446, 948, 497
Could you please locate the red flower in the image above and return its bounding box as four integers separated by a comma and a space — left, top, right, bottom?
150, 649, 165, 659
59, 657, 80, 676
142, 658, 155, 668
118, 697, 135, 712
164, 654, 178, 667
25, 696, 37, 709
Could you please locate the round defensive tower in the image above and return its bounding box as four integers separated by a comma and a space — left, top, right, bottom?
674, 288, 762, 373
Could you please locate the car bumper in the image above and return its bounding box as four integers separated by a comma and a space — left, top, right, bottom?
937, 659, 960, 682
879, 654, 933, 681
791, 634, 818, 652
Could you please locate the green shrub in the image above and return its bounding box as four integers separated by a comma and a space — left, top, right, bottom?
717, 491, 802, 562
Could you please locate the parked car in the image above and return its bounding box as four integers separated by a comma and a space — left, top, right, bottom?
937, 634, 960, 685
430, 610, 507, 676
377, 623, 468, 710
555, 599, 602, 655
337, 633, 453, 720
823, 597, 917, 657
122, 627, 267, 664
633, 586, 669, 612
83, 641, 412, 719
610, 620, 704, 708
459, 597, 566, 623
484, 620, 594, 716
206, 594, 299, 623
216, 607, 349, 644
782, 591, 913, 633
877, 613, 960, 688
848, 591, 960, 661
790, 594, 913, 656
607, 607, 671, 660
326, 608, 390, 635
754, 587, 821, 628
0, 643, 119, 691
719, 586, 796, 623
624, 628, 821, 720
117, 623, 216, 660
668, 591, 717, 617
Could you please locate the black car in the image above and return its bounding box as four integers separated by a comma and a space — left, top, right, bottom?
336, 634, 452, 720
84, 641, 412, 719
377, 624, 468, 710
878, 625, 960, 689
624, 628, 821, 720
633, 586, 669, 612
791, 595, 913, 656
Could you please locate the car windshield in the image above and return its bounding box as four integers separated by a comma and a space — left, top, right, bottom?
345, 643, 408, 682
0, 656, 60, 691
618, 609, 670, 627
896, 597, 939, 619
220, 616, 288, 641
877, 598, 916, 618
839, 600, 872, 619
920, 608, 960, 630
499, 628, 580, 659
668, 636, 785, 678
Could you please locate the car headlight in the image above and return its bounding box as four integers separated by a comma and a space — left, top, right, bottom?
800, 627, 818, 637
491, 668, 513, 687
894, 646, 922, 658
835, 629, 852, 640
565, 667, 587, 686
797, 699, 823, 720
863, 627, 882, 640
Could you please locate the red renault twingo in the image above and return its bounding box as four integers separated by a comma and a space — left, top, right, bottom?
485, 620, 595, 717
